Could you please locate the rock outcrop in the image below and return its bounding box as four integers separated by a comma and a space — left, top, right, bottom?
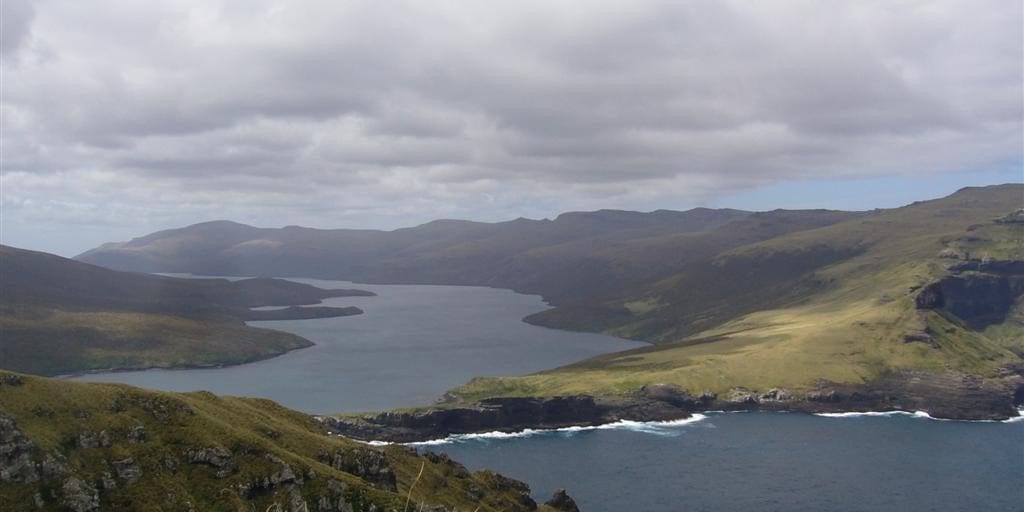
0, 413, 40, 483
916, 259, 1024, 329
323, 394, 700, 443
326, 369, 1021, 443
187, 446, 238, 478
545, 489, 581, 512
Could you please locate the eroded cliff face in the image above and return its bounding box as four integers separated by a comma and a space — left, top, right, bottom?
916, 259, 1024, 329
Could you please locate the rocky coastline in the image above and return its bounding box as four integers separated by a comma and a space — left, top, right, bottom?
323, 371, 1024, 443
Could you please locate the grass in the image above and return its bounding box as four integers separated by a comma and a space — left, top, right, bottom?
0, 372, 549, 512
448, 185, 1024, 403
0, 305, 314, 376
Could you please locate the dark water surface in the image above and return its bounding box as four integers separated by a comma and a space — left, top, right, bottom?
71, 278, 646, 413
72, 279, 1024, 510
429, 412, 1024, 512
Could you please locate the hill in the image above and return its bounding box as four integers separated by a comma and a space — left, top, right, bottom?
0, 246, 371, 376
75, 207, 864, 307
0, 372, 567, 512
72, 185, 1024, 421
447, 185, 1024, 410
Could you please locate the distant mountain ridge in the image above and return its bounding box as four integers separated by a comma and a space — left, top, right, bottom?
72, 185, 1024, 418
75, 206, 860, 305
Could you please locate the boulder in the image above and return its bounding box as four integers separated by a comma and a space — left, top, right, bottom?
61, 477, 99, 512
760, 388, 794, 402
113, 457, 143, 484
726, 388, 759, 404
545, 489, 581, 512
186, 446, 237, 478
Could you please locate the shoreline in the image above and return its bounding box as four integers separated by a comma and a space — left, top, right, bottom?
341, 407, 1024, 447
55, 340, 316, 379
321, 378, 1024, 443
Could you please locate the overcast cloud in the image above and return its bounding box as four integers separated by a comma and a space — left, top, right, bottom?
1, 0, 1022, 255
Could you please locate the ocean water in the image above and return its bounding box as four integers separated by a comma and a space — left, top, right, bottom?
71, 278, 646, 413
429, 411, 1024, 512
71, 279, 1024, 510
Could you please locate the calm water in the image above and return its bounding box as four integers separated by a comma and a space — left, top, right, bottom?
72, 279, 1024, 510
71, 278, 646, 413
430, 412, 1024, 512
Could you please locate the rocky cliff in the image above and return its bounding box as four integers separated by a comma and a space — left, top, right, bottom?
326, 373, 1023, 443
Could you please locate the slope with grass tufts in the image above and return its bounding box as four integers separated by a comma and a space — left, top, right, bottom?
0, 372, 569, 512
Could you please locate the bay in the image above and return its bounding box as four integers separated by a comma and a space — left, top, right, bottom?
430, 411, 1024, 512
71, 278, 646, 413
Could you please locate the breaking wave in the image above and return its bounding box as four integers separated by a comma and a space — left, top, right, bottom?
815, 408, 1024, 423
404, 414, 708, 446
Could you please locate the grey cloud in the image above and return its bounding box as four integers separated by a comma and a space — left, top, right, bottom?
0, 0, 34, 57
1, 0, 1020, 255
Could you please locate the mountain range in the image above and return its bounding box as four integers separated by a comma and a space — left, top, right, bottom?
72, 184, 1024, 418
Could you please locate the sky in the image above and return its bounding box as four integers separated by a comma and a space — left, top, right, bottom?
1, 0, 1022, 257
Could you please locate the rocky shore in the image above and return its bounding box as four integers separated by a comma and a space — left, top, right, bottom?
323, 370, 1024, 443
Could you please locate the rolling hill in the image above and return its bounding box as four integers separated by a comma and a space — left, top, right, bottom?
71, 184, 1024, 419
450, 185, 1024, 411
0, 246, 371, 376
0, 371, 566, 512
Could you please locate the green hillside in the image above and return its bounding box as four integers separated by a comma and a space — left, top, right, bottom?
0, 246, 370, 376
450, 185, 1024, 402
0, 372, 563, 512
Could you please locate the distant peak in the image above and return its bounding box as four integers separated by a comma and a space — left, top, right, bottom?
188, 220, 254, 229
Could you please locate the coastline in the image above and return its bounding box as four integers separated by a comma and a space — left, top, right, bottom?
55, 338, 316, 379
342, 407, 1024, 447
321, 377, 1024, 443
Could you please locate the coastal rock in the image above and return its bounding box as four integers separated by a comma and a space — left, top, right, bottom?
77, 430, 111, 449
0, 413, 39, 483
127, 425, 147, 443
422, 451, 471, 479
113, 457, 143, 483
726, 388, 759, 404
0, 373, 24, 386
61, 477, 100, 512
319, 448, 396, 491
324, 394, 694, 443
639, 384, 700, 408
237, 454, 302, 499
101, 470, 117, 490
805, 390, 841, 402
698, 391, 717, 402
915, 262, 1024, 329
186, 446, 237, 478
545, 488, 581, 512
760, 388, 794, 402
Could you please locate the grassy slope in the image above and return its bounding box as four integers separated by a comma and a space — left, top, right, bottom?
0, 245, 370, 376
452, 185, 1024, 401
0, 306, 312, 376
0, 372, 554, 512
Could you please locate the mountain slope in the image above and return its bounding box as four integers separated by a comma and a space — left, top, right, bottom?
450, 185, 1024, 407
75, 207, 865, 312
0, 246, 370, 376
0, 372, 563, 512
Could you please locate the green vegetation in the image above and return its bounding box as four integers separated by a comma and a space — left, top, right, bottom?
449, 185, 1024, 402
0, 306, 313, 376
0, 372, 556, 511
0, 245, 369, 376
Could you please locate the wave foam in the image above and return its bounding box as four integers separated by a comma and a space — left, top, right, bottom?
816, 409, 1024, 423
405, 414, 708, 446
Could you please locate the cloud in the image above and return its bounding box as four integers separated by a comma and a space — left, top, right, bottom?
1, 0, 1021, 254
0, 0, 35, 58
